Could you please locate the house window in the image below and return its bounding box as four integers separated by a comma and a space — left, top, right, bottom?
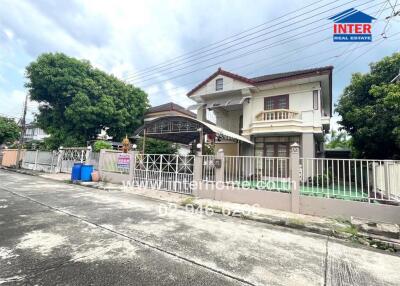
216, 78, 223, 91
313, 90, 319, 110
264, 94, 289, 110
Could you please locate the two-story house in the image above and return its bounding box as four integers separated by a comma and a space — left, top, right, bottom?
24, 123, 50, 142
187, 66, 332, 158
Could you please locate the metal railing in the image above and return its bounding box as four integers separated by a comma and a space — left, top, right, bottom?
201, 155, 215, 182
132, 154, 194, 194
255, 109, 299, 121
300, 158, 400, 204
224, 156, 291, 192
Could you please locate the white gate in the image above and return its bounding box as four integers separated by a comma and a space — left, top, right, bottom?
132, 154, 194, 194
58, 147, 91, 173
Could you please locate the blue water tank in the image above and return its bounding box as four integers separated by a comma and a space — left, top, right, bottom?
71, 163, 83, 181
81, 164, 94, 182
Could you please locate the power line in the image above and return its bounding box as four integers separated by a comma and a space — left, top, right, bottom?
146, 19, 398, 99
128, 0, 368, 84
123, 0, 338, 80
131, 1, 384, 88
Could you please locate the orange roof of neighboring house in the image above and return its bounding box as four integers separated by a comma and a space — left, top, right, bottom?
187, 66, 333, 97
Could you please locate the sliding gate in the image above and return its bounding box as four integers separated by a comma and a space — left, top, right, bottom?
132, 154, 194, 194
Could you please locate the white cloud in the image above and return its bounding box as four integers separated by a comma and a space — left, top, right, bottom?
4, 28, 14, 40
163, 81, 194, 108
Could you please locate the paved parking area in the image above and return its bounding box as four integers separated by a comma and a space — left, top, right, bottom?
0, 170, 399, 285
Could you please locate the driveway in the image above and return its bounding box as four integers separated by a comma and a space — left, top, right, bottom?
0, 169, 399, 285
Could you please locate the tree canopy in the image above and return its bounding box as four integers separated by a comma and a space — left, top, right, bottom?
26, 53, 149, 149
335, 53, 400, 159
0, 116, 20, 145
137, 138, 178, 154
325, 130, 351, 149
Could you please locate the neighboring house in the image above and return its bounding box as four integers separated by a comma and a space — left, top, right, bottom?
144, 102, 196, 122
187, 66, 332, 158
24, 123, 49, 142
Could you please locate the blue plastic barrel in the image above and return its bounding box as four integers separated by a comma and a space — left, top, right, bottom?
71, 163, 83, 181
81, 164, 94, 182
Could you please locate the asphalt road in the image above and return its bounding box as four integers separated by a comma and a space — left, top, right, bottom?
0, 170, 399, 286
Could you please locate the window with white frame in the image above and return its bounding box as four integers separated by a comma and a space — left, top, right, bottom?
216, 78, 223, 91
313, 90, 319, 110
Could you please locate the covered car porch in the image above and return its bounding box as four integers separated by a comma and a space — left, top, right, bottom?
132, 115, 253, 154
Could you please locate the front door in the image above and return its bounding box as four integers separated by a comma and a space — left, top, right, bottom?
263, 143, 289, 177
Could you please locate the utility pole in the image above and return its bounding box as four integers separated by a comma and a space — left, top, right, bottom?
16, 93, 28, 168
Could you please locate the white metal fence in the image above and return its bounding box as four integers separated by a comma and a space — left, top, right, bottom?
59, 147, 91, 173
300, 158, 400, 204
223, 156, 291, 192
22, 150, 57, 173
201, 155, 215, 182
99, 151, 195, 194
132, 154, 194, 194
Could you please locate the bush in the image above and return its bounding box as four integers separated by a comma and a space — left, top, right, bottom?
93, 140, 112, 152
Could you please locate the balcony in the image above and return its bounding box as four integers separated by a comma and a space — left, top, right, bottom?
255, 109, 300, 121
242, 109, 322, 136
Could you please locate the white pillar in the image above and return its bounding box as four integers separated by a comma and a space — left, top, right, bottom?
290, 143, 300, 213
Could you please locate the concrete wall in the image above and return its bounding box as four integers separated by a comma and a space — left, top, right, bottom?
1, 149, 25, 167
301, 133, 315, 158
196, 183, 292, 212
300, 196, 400, 224
194, 185, 400, 224
214, 109, 241, 134
100, 170, 130, 184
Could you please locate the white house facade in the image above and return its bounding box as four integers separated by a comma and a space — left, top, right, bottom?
187, 66, 332, 158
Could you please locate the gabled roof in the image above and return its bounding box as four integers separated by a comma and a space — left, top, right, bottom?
146, 102, 196, 118
328, 8, 376, 23
187, 68, 255, 96
187, 66, 333, 97
250, 66, 333, 84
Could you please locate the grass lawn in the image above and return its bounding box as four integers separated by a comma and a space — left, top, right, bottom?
234, 180, 369, 202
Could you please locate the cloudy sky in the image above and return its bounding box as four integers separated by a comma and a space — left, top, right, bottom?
0, 0, 399, 128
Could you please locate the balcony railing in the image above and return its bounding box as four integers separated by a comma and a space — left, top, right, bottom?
255, 109, 299, 121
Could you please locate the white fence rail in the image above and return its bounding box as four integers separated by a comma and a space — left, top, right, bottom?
201, 155, 215, 182
132, 154, 194, 194
223, 156, 291, 192
301, 158, 400, 204
22, 150, 57, 173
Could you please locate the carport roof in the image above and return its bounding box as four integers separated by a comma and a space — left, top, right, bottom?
132, 115, 253, 145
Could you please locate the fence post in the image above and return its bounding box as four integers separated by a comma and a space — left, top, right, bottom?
129, 150, 136, 182
215, 149, 225, 183
85, 146, 92, 163
290, 143, 300, 213
34, 150, 39, 170
51, 150, 56, 173
55, 147, 64, 173
192, 153, 203, 196
98, 149, 106, 178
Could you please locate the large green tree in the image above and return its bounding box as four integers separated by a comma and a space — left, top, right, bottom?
0, 116, 20, 145
26, 53, 149, 149
336, 53, 400, 159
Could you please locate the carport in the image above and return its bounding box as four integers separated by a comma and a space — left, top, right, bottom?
132, 115, 253, 154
